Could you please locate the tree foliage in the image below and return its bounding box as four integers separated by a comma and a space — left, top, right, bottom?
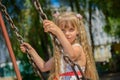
1, 0, 120, 79
1, 0, 52, 80
91, 0, 120, 38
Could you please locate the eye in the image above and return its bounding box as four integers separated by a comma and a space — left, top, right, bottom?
69, 28, 74, 32
62, 29, 65, 33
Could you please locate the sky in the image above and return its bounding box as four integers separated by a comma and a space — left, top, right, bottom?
50, 0, 60, 7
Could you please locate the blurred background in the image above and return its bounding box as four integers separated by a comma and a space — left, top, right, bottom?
0, 0, 120, 80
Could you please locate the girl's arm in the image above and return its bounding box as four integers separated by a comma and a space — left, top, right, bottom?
20, 43, 53, 72
55, 32, 86, 66
43, 20, 84, 61
57, 32, 79, 60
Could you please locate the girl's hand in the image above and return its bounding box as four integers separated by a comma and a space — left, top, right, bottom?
43, 20, 61, 36
20, 42, 33, 53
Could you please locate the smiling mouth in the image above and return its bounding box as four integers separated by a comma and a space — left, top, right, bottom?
67, 38, 71, 41
66, 36, 72, 40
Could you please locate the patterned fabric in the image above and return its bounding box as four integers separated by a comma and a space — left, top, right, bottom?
59, 71, 82, 80
59, 43, 85, 80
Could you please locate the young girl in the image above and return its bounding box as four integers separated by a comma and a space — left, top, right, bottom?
20, 12, 99, 80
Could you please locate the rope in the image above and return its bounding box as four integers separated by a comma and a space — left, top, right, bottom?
0, 2, 45, 80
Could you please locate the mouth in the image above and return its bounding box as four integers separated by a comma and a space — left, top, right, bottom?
65, 36, 72, 41
67, 38, 71, 41
66, 37, 71, 39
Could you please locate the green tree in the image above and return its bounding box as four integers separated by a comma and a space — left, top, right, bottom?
18, 0, 53, 80
1, 0, 53, 80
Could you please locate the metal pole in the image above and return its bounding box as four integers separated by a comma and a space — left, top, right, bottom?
0, 12, 22, 80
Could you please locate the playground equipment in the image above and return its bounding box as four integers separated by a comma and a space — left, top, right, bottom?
0, 0, 86, 80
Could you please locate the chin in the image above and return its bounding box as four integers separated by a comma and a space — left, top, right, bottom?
69, 41, 73, 44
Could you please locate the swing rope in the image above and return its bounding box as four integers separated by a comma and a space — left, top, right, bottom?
0, 2, 45, 80
31, 0, 86, 80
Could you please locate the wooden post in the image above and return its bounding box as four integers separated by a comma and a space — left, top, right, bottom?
0, 12, 22, 80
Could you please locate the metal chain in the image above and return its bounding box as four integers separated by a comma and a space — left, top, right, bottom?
32, 0, 47, 21
31, 0, 87, 80
0, 0, 86, 80
0, 2, 45, 80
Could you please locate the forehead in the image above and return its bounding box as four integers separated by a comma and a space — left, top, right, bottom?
59, 20, 76, 29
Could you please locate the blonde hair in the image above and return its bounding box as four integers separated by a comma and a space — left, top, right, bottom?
77, 18, 99, 80
48, 12, 99, 80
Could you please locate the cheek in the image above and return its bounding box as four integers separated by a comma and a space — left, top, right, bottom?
71, 33, 77, 41
71, 34, 77, 40
73, 32, 78, 37
72, 35, 77, 40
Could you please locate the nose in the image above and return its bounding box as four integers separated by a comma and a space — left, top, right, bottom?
65, 31, 70, 36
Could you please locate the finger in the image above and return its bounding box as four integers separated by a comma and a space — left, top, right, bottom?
21, 42, 32, 50
44, 23, 51, 27
20, 47, 26, 53
44, 27, 46, 31
43, 20, 50, 26
22, 43, 30, 47
21, 48, 25, 52
43, 20, 52, 23
44, 28, 48, 32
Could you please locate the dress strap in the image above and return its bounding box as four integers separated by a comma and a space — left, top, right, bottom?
72, 43, 81, 47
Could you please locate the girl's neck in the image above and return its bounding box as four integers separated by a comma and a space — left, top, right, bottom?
71, 39, 79, 45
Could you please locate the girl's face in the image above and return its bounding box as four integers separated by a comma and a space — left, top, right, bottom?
60, 22, 78, 44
